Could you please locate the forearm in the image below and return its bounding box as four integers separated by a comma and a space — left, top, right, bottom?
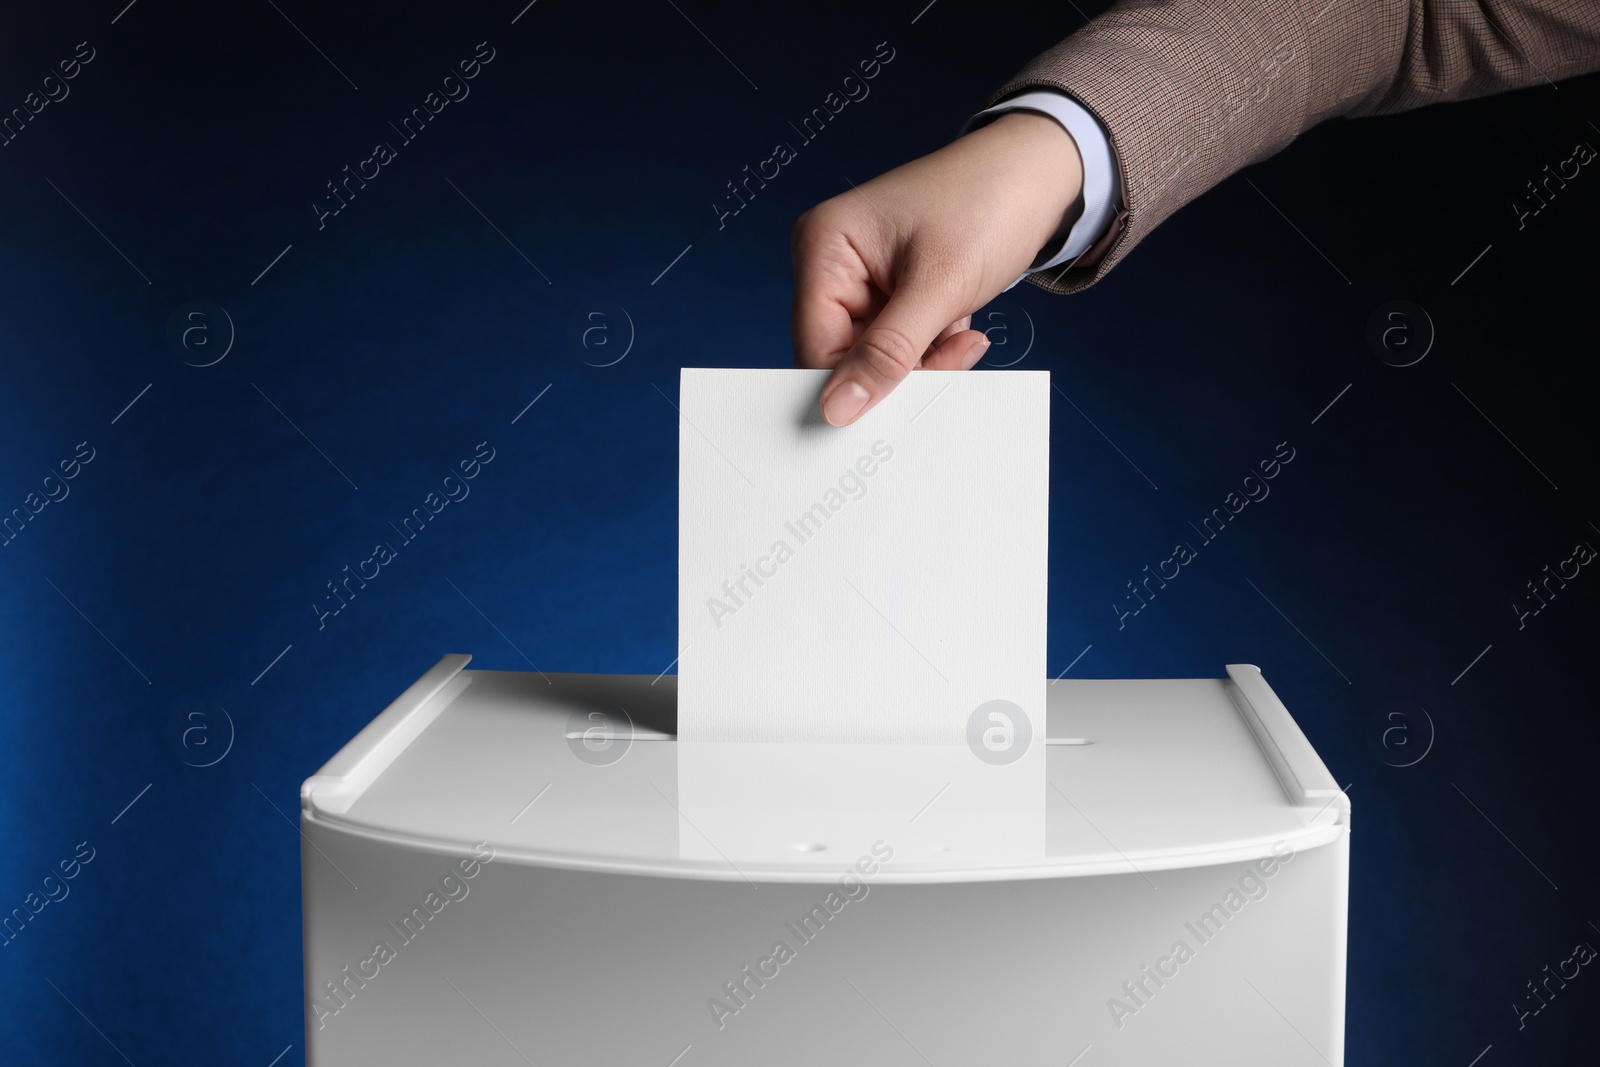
996, 0, 1600, 293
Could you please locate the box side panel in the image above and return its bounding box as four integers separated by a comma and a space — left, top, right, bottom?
1328, 830, 1350, 1064
301, 822, 1348, 1066
300, 818, 499, 1067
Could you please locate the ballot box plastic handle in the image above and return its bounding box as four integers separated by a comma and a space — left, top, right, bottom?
301, 653, 473, 816
1226, 663, 1349, 827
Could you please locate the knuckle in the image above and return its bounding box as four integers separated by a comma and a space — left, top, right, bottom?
791, 202, 846, 264
854, 327, 919, 383
801, 196, 855, 237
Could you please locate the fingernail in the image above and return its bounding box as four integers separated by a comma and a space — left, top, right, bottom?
822, 380, 870, 426
967, 334, 992, 366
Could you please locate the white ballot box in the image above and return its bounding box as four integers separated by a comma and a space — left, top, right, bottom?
301, 655, 1349, 1066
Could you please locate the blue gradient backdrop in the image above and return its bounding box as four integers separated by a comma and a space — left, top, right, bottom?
1, 1, 1596, 1063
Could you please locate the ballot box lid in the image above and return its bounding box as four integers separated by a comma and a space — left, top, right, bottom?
301, 656, 1349, 885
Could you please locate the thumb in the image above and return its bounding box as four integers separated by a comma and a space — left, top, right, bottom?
819, 273, 969, 427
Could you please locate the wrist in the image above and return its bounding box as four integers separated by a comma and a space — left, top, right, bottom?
971, 111, 1085, 262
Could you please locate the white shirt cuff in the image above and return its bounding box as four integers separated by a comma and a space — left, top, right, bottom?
965, 90, 1120, 286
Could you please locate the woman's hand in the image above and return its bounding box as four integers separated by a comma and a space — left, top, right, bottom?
791, 111, 1084, 426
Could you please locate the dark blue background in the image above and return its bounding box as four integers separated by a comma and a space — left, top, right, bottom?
2, 1, 1595, 1063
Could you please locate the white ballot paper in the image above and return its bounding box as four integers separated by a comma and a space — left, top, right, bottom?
677, 367, 1049, 744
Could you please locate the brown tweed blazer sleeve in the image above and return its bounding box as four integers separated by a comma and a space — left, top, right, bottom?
991, 0, 1600, 293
